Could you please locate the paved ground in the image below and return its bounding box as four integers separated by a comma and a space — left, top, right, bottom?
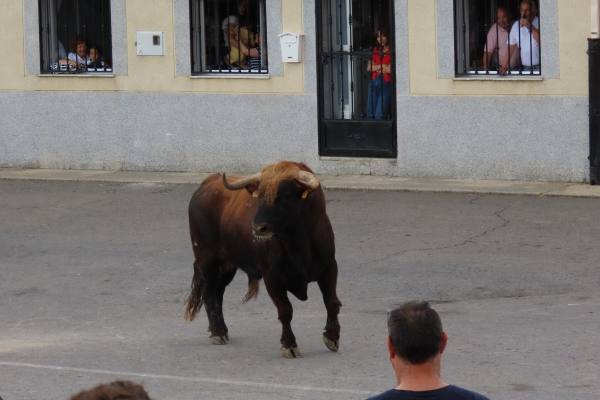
0, 179, 599, 400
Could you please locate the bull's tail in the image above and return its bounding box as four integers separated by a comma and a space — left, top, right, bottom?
242, 277, 260, 303
184, 262, 205, 321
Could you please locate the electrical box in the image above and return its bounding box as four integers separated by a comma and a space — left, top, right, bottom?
278, 32, 303, 63
136, 31, 164, 56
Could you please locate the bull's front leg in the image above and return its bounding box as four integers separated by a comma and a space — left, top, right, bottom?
263, 275, 300, 358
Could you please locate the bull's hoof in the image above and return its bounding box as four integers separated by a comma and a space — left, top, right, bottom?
323, 334, 339, 352
209, 335, 229, 345
281, 346, 302, 358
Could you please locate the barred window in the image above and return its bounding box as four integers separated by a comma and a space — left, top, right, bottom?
454, 0, 541, 76
39, 0, 113, 74
190, 0, 268, 75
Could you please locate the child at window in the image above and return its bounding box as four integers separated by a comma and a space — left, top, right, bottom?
87, 46, 105, 70
366, 29, 393, 120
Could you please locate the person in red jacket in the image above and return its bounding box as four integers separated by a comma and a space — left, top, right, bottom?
366, 29, 393, 120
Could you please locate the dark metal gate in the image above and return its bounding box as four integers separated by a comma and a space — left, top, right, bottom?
316, 0, 397, 158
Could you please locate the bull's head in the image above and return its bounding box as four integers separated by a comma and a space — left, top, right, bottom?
222, 162, 320, 242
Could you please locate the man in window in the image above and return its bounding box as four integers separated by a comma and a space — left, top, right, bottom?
509, 0, 540, 71
482, 7, 512, 74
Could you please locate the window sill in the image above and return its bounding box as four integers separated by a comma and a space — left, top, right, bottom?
189, 74, 270, 80
453, 76, 543, 81
38, 73, 116, 78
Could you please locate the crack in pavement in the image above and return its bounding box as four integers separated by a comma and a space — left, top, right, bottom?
363, 205, 511, 265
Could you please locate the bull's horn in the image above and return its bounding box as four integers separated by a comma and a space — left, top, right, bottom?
296, 170, 320, 190
222, 172, 261, 191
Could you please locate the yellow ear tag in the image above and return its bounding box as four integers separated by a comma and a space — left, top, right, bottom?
301, 190, 309, 199
252, 191, 259, 198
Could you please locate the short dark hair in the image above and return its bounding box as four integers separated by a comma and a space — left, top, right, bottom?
387, 301, 443, 364
70, 380, 151, 400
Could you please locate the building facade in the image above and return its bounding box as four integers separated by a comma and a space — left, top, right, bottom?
0, 0, 593, 181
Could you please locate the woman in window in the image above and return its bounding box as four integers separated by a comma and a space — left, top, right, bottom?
366, 29, 392, 120
222, 0, 257, 69
60, 37, 89, 71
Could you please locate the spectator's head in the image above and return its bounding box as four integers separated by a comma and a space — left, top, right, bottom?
70, 380, 151, 400
89, 47, 101, 62
222, 15, 240, 46
72, 37, 88, 58
238, 0, 248, 15
387, 301, 447, 366
519, 0, 538, 20
374, 28, 389, 48
496, 7, 510, 30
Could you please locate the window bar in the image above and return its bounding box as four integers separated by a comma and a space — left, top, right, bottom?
338, 0, 345, 120
49, 1, 54, 72
65, 7, 70, 74
214, 1, 222, 73
40, 0, 46, 72
328, 0, 335, 120
481, 3, 488, 75
226, 0, 231, 73
462, 0, 467, 75
51, 0, 57, 73
255, 0, 260, 74
237, 1, 241, 73
367, 0, 377, 119
518, 8, 522, 75
495, 11, 499, 75
349, 0, 354, 119
254, 0, 259, 74
49, 0, 59, 73
100, 1, 105, 72
538, 14, 541, 75
260, 0, 267, 72
199, 0, 207, 73
358, 3, 365, 120
528, 23, 533, 75
507, 2, 511, 75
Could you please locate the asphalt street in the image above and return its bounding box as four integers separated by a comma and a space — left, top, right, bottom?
0, 180, 599, 400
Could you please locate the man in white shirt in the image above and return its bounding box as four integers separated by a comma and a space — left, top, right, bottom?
509, 0, 540, 69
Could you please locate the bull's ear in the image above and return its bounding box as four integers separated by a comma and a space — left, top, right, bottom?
246, 183, 260, 197
301, 190, 310, 199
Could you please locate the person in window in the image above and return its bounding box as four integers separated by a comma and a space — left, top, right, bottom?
60, 37, 89, 71
87, 46, 105, 70
482, 7, 514, 74
222, 0, 257, 68
366, 29, 392, 120
508, 0, 540, 71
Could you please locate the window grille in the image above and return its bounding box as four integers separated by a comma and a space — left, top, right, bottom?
190, 0, 268, 75
454, 0, 541, 76
39, 0, 113, 74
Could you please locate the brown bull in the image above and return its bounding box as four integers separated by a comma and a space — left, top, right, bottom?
185, 161, 341, 358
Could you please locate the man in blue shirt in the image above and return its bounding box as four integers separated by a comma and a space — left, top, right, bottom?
368, 301, 490, 400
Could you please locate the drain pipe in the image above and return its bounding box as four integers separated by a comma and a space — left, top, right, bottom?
589, 0, 600, 184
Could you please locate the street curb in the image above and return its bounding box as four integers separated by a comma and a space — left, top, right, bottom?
1, 168, 600, 198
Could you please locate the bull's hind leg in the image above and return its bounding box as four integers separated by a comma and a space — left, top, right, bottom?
318, 261, 341, 352
264, 275, 300, 358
